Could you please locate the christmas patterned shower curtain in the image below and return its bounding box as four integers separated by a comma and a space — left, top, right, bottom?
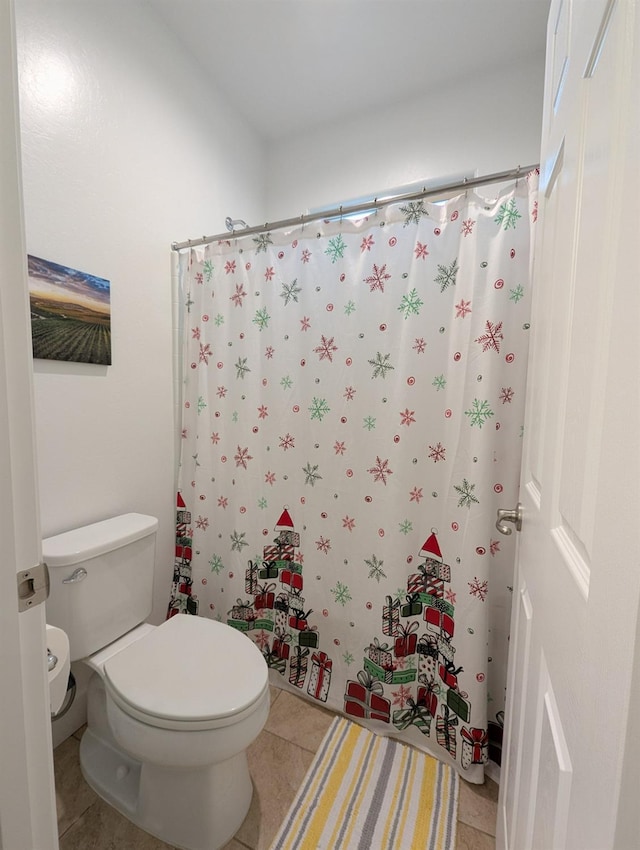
169, 171, 538, 782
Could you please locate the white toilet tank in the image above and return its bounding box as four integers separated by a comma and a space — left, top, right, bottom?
43, 513, 158, 662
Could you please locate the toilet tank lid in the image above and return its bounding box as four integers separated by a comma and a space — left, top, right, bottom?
42, 513, 158, 567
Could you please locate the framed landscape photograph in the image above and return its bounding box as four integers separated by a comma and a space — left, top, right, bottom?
27, 255, 111, 365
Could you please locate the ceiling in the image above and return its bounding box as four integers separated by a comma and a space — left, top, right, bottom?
145, 0, 551, 142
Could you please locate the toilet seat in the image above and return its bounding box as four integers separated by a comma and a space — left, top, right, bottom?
102, 614, 269, 732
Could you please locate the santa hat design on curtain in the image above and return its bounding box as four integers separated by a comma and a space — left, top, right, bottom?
275, 508, 294, 532
420, 532, 443, 563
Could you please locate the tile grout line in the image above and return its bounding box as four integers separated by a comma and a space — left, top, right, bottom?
457, 822, 497, 840
263, 726, 323, 755
57, 798, 99, 841
456, 822, 498, 848
456, 809, 498, 840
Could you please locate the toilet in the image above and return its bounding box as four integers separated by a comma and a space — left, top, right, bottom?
44, 513, 269, 850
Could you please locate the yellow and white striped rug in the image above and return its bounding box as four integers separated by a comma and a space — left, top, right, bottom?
269, 716, 459, 850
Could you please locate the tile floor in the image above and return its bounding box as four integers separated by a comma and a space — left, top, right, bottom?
54, 687, 498, 849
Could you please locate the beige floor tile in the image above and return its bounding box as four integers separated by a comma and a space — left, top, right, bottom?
235, 729, 314, 850
455, 821, 496, 850
59, 797, 176, 849
269, 685, 281, 706
265, 687, 335, 753
457, 776, 499, 837
53, 736, 99, 837
221, 840, 252, 850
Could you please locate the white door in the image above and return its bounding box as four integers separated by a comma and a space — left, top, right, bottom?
0, 1, 59, 848
498, 1, 640, 848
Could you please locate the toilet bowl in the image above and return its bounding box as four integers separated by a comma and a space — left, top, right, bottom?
43, 514, 269, 850
80, 615, 269, 850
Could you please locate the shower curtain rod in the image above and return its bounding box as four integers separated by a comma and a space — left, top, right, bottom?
170, 163, 539, 252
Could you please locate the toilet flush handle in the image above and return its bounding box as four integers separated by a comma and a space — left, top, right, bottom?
62, 567, 88, 584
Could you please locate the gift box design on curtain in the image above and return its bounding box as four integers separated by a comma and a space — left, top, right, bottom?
281, 568, 303, 596
439, 660, 463, 690
247, 508, 332, 702
255, 582, 276, 610
344, 671, 391, 722
417, 634, 439, 684
394, 621, 419, 657
289, 646, 309, 688
400, 593, 422, 618
273, 627, 292, 660
446, 686, 471, 723
307, 651, 332, 701
227, 598, 257, 631
436, 705, 459, 758
392, 688, 435, 736
382, 595, 401, 636
363, 637, 416, 685
352, 527, 472, 766
167, 492, 198, 617
289, 607, 313, 632
274, 593, 289, 632
298, 626, 319, 648
425, 606, 455, 639
262, 645, 287, 675
460, 726, 489, 769
245, 560, 258, 595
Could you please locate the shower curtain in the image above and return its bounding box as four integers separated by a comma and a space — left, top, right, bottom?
169, 171, 538, 782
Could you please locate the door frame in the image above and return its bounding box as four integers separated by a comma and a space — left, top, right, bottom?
0, 1, 58, 847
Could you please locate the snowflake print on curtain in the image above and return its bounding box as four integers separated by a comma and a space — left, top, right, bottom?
168, 171, 538, 782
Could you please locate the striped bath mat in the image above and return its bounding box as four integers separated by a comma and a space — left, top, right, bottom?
269, 716, 459, 850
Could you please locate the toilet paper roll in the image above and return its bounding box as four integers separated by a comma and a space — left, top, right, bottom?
46, 625, 71, 715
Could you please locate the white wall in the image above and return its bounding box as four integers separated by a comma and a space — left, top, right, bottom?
15, 0, 267, 631
266, 56, 545, 218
